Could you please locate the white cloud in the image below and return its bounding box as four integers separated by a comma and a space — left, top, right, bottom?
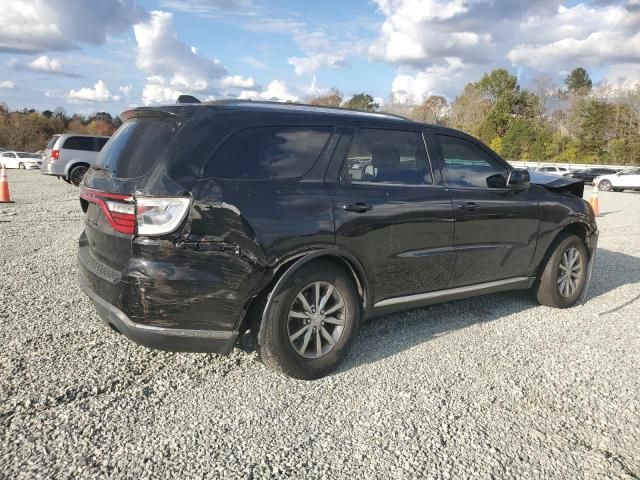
140, 76, 183, 105
0, 0, 146, 53
221, 75, 257, 89
8, 55, 81, 77
68, 80, 120, 102
391, 57, 469, 102
134, 11, 227, 95
288, 54, 347, 76
370, 0, 640, 98
119, 84, 133, 96
0, 80, 15, 89
239, 80, 299, 102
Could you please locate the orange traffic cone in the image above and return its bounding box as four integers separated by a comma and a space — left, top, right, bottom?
0, 164, 13, 203
590, 181, 599, 216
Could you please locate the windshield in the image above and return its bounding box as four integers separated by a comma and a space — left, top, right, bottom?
94, 118, 180, 178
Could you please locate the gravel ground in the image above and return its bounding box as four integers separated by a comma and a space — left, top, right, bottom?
1, 169, 639, 479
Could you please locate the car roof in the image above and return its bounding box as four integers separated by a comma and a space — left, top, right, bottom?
57, 133, 110, 138
125, 99, 435, 128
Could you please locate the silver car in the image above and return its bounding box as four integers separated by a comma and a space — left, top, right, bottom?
41, 134, 110, 186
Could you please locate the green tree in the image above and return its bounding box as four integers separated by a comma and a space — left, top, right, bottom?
344, 93, 379, 112
565, 67, 592, 95
475, 69, 518, 103
309, 88, 343, 107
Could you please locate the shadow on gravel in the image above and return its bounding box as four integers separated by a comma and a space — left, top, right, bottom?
340, 247, 640, 372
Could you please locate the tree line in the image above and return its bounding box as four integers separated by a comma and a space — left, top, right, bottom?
312, 67, 640, 166
1, 67, 638, 165
0, 105, 121, 152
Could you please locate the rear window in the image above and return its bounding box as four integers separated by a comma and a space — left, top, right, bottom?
46, 136, 59, 149
94, 118, 179, 178
95, 138, 109, 151
205, 126, 332, 179
17, 153, 40, 158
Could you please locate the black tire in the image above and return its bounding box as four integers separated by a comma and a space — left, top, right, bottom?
69, 165, 88, 187
18, 162, 25, 169
258, 260, 360, 380
533, 233, 589, 308
598, 179, 612, 191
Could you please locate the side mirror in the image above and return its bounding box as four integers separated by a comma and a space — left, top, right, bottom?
507, 168, 530, 191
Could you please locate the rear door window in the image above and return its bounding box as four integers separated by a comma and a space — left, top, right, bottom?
63, 136, 94, 151
205, 126, 332, 179
435, 134, 507, 188
94, 118, 179, 178
342, 129, 431, 185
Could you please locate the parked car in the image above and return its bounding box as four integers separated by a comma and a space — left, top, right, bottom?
594, 168, 640, 192
535, 165, 571, 176
1, 151, 42, 169
569, 168, 619, 183
78, 100, 598, 379
41, 134, 110, 186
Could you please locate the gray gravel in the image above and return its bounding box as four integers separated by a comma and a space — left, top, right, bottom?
1, 169, 639, 479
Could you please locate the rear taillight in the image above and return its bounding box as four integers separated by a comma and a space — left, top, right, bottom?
136, 197, 191, 236
80, 187, 135, 235
50, 149, 60, 161
79, 189, 190, 236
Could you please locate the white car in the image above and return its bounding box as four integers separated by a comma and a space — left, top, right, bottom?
594, 168, 640, 192
536, 165, 572, 176
1, 151, 42, 169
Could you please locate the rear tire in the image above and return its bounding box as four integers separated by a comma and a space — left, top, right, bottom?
533, 234, 588, 308
258, 260, 360, 380
69, 165, 88, 187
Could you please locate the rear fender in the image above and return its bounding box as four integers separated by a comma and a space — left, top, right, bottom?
255, 248, 370, 348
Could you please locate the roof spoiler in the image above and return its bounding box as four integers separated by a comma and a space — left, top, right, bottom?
176, 95, 201, 104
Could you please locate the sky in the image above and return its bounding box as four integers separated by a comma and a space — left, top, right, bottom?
0, 0, 639, 116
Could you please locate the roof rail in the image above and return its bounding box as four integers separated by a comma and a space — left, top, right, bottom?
176, 95, 201, 104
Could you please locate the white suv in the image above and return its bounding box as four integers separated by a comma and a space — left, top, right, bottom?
536, 165, 571, 176
41, 134, 110, 186
594, 168, 640, 192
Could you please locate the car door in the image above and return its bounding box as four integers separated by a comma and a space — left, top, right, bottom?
327, 126, 455, 304
1, 152, 17, 168
428, 130, 539, 287
615, 168, 640, 188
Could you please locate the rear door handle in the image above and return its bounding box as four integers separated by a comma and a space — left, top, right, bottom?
341, 202, 372, 213
458, 202, 479, 211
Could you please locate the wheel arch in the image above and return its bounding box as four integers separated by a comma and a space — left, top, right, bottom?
533, 220, 594, 278
64, 161, 91, 178
246, 248, 371, 348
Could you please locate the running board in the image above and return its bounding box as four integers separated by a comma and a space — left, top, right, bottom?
374, 277, 535, 309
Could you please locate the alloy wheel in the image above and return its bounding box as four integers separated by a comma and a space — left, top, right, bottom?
287, 281, 346, 359
599, 180, 612, 191
557, 247, 582, 297
70, 167, 88, 186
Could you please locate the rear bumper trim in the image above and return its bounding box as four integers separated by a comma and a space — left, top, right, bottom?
80, 276, 238, 354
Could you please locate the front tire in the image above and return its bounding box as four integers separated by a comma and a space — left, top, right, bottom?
18, 162, 25, 169
258, 260, 360, 380
533, 234, 589, 308
598, 179, 612, 191
69, 165, 88, 187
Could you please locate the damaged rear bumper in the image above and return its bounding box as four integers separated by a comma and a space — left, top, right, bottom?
78, 241, 241, 354
80, 280, 238, 353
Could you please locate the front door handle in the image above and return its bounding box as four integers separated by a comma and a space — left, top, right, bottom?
341, 202, 373, 213
458, 202, 479, 211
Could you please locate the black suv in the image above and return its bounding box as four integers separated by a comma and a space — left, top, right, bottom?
78, 100, 598, 379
